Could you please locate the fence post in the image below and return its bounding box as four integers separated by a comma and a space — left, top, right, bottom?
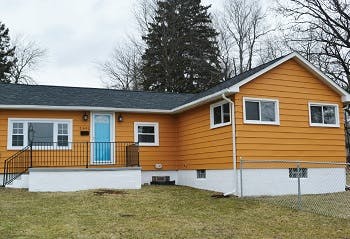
86, 142, 89, 168
240, 157, 243, 197
30, 143, 33, 168
297, 162, 302, 210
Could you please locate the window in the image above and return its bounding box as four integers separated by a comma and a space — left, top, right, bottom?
57, 123, 69, 147
289, 168, 308, 178
8, 119, 72, 150
12, 123, 24, 147
243, 97, 279, 125
210, 101, 231, 128
134, 122, 159, 146
309, 103, 339, 127
197, 169, 206, 179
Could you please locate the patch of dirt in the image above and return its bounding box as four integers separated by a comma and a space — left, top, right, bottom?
93, 189, 128, 196
119, 213, 135, 217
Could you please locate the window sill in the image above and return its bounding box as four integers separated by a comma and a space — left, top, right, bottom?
138, 143, 159, 147
210, 122, 231, 129
309, 123, 340, 128
244, 120, 280, 126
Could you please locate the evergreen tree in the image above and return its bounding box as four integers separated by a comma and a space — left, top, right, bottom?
0, 21, 16, 83
141, 0, 222, 93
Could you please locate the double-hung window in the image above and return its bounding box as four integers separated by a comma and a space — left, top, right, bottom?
309, 103, 339, 127
134, 122, 159, 146
243, 97, 279, 125
210, 100, 231, 128
8, 119, 72, 150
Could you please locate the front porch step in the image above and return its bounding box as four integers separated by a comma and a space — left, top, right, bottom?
5, 174, 29, 189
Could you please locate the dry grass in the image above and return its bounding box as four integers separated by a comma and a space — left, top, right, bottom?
0, 186, 350, 238
259, 191, 350, 219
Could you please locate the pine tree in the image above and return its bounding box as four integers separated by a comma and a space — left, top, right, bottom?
141, 0, 222, 93
0, 21, 16, 83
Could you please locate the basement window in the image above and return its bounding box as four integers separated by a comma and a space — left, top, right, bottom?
8, 119, 72, 150
289, 168, 308, 178
210, 100, 231, 129
197, 169, 206, 179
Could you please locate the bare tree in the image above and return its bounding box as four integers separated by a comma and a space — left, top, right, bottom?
218, 0, 273, 77
99, 43, 142, 90
133, 0, 157, 37
99, 0, 157, 90
277, 0, 350, 90
10, 37, 47, 84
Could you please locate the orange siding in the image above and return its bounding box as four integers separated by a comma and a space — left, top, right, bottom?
116, 113, 178, 170
0, 110, 178, 171
235, 59, 346, 166
176, 103, 233, 170
0, 59, 346, 172
0, 110, 90, 170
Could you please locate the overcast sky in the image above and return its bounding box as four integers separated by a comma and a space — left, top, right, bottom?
0, 0, 264, 88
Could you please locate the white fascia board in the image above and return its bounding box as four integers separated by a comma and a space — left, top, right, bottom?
234, 52, 350, 103
291, 52, 350, 102
234, 53, 297, 89
172, 87, 239, 113
342, 95, 350, 103
0, 105, 172, 114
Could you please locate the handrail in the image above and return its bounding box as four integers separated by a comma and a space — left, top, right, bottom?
29, 142, 139, 168
3, 145, 32, 186
2, 142, 139, 187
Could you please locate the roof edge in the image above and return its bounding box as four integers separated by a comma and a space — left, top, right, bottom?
1, 53, 348, 112
0, 105, 172, 114
234, 52, 350, 102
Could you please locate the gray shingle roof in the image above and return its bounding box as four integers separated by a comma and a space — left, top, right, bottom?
0, 55, 289, 110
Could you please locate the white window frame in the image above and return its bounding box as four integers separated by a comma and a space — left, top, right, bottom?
243, 97, 280, 125
134, 122, 159, 146
210, 100, 231, 129
308, 102, 340, 127
7, 118, 73, 150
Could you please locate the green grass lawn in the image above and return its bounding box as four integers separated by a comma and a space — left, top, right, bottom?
1, 186, 350, 239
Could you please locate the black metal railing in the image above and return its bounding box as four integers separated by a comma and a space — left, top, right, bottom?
2, 142, 139, 186
30, 142, 139, 168
3, 145, 32, 186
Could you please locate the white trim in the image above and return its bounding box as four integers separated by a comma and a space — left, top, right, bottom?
209, 100, 232, 129
0, 105, 173, 113
243, 97, 280, 125
308, 102, 340, 127
172, 87, 239, 113
221, 94, 238, 196
90, 112, 115, 164
134, 122, 159, 146
7, 118, 73, 150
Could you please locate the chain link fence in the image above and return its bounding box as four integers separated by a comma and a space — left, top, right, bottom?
239, 159, 350, 219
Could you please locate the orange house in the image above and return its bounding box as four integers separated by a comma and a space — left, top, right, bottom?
0, 53, 349, 194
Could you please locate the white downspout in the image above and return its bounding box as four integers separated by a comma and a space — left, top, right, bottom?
221, 93, 238, 196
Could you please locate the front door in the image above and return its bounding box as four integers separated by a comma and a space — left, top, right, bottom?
92, 113, 113, 164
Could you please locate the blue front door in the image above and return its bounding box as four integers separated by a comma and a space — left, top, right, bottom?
93, 114, 112, 163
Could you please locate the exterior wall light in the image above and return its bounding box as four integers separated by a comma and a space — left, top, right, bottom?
83, 112, 89, 121
118, 113, 123, 122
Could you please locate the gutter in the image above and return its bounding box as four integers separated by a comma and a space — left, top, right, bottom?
221, 91, 238, 196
